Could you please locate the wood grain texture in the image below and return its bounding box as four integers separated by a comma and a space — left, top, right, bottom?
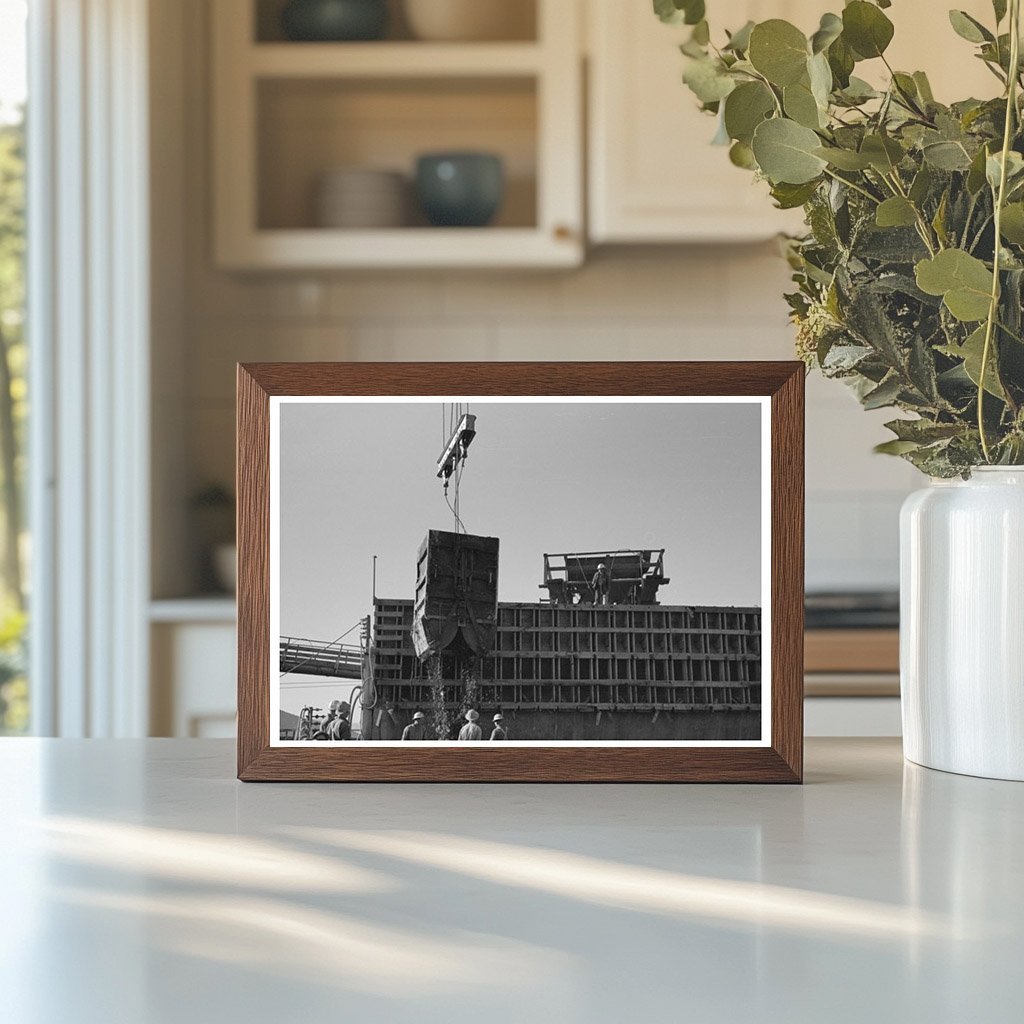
237, 365, 270, 779
236, 361, 805, 783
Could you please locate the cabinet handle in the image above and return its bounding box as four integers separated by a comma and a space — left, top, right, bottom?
553, 224, 574, 241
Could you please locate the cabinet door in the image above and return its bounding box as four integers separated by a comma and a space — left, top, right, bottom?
588, 0, 995, 244
588, 0, 811, 243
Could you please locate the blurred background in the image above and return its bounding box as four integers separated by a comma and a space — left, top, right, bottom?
0, 0, 998, 740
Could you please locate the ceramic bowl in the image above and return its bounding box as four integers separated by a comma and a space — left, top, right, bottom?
415, 152, 504, 227
403, 0, 534, 42
281, 0, 388, 42
316, 168, 407, 228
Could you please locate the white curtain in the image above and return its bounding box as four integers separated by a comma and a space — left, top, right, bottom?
28, 0, 150, 736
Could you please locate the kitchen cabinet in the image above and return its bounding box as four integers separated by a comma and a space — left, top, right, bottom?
150, 600, 237, 737
211, 0, 583, 269
587, 0, 998, 244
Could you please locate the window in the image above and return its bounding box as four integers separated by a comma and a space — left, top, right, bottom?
0, 0, 27, 734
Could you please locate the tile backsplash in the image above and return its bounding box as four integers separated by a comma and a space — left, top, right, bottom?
180, 245, 916, 594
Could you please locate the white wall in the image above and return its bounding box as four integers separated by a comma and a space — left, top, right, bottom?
157, 0, 921, 599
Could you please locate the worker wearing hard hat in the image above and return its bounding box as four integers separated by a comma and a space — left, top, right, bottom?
458, 708, 483, 741
324, 699, 352, 741
490, 713, 508, 741
591, 563, 610, 606
401, 710, 430, 741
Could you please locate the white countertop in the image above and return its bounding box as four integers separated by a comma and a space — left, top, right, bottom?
1, 738, 1020, 1023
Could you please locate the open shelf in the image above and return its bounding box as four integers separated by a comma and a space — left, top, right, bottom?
249, 41, 544, 77
220, 227, 579, 269
257, 77, 537, 231
254, 0, 538, 44
213, 0, 582, 268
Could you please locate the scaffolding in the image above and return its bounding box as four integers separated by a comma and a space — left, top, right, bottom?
371, 598, 761, 712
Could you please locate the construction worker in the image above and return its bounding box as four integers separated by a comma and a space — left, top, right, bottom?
324, 700, 352, 741
591, 562, 610, 605
401, 711, 429, 741
311, 704, 334, 740
490, 713, 508, 741
458, 708, 483, 741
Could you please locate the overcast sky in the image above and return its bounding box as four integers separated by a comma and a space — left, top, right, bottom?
279, 399, 763, 668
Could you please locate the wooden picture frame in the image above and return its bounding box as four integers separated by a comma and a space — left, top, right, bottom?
237, 362, 804, 782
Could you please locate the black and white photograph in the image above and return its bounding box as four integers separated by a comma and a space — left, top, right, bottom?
272, 396, 770, 746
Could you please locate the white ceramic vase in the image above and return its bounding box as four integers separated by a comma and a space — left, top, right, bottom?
900, 467, 1024, 780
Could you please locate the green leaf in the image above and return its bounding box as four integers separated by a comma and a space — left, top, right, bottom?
729, 140, 757, 170
680, 36, 708, 58
875, 439, 923, 455
1000, 203, 1024, 244
723, 81, 775, 144
932, 190, 950, 247
827, 35, 856, 88
724, 20, 755, 53
939, 325, 1006, 398
967, 144, 991, 194
913, 71, 935, 104
784, 81, 824, 129
682, 57, 736, 104
862, 374, 903, 409
915, 249, 994, 322
892, 72, 923, 110
751, 118, 828, 184
948, 10, 994, 44
814, 146, 872, 170
810, 12, 843, 54
683, 1, 706, 27
876, 197, 918, 228
986, 150, 1024, 191
748, 20, 809, 86
923, 140, 973, 171
860, 133, 904, 173
909, 164, 933, 205
842, 1, 895, 59
837, 76, 879, 104
993, 0, 1008, 24
771, 180, 820, 209
653, 0, 705, 26
884, 418, 964, 443
807, 51, 833, 109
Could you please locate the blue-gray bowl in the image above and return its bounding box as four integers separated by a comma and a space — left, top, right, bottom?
415, 152, 505, 228
281, 0, 388, 42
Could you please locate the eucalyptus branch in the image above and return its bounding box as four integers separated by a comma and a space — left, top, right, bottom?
749, 69, 784, 117
969, 212, 994, 253
884, 170, 939, 254
822, 167, 881, 205
664, 1, 1024, 473
979, 0, 1021, 462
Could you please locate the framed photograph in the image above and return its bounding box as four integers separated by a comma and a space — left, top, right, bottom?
237, 362, 804, 782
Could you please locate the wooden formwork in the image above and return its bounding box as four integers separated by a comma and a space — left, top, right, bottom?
371, 598, 762, 713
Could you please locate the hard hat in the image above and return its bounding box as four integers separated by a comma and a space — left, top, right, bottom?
493, 713, 504, 722
598, 562, 606, 569
413, 711, 425, 721
328, 700, 342, 711
466, 709, 480, 722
